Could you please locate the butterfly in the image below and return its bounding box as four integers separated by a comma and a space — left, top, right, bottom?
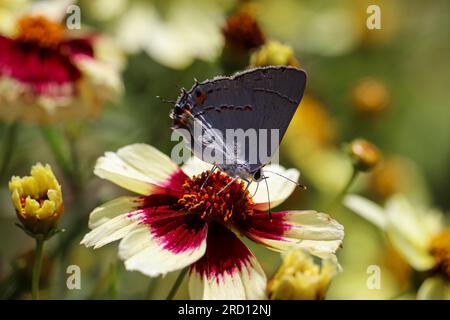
170, 66, 307, 205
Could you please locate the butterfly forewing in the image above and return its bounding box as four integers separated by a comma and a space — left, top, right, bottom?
181, 66, 306, 173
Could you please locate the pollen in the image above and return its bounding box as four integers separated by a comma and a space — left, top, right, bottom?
178, 171, 254, 223
15, 15, 64, 48
430, 229, 450, 278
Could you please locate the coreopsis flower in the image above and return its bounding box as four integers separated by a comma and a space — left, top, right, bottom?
9, 163, 63, 238
345, 194, 450, 300
81, 144, 344, 299
0, 10, 123, 123
250, 41, 299, 68
267, 248, 340, 300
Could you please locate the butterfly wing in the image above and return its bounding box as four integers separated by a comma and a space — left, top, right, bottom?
185, 66, 306, 172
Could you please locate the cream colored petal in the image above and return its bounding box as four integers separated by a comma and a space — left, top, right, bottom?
28, 0, 75, 21
189, 255, 266, 300
181, 157, 213, 178
87, 196, 141, 229
387, 225, 435, 271
94, 144, 179, 195
80, 213, 142, 249
118, 225, 207, 277
343, 194, 387, 230
75, 57, 123, 100
245, 210, 344, 260
417, 276, 450, 300
252, 164, 300, 210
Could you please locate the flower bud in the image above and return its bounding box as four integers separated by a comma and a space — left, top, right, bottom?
250, 40, 299, 67
267, 249, 339, 300
348, 139, 381, 172
221, 11, 265, 72
9, 163, 63, 238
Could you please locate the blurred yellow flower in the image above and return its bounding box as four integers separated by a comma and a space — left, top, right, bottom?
351, 78, 390, 114
0, 0, 28, 34
268, 249, 340, 300
345, 194, 450, 300
9, 163, 63, 237
284, 95, 350, 193
368, 156, 430, 202
115, 0, 227, 69
250, 40, 299, 67
286, 95, 337, 147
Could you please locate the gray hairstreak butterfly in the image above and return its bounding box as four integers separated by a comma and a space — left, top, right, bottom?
170, 66, 307, 215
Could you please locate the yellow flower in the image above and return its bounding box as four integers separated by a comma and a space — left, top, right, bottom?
268, 249, 340, 300
351, 78, 389, 114
250, 40, 299, 67
9, 163, 63, 237
345, 194, 450, 300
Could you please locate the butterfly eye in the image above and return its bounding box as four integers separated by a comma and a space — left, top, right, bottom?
194, 89, 207, 105
253, 169, 262, 181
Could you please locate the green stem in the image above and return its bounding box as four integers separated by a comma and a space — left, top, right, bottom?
32, 238, 45, 300
109, 262, 118, 300
0, 122, 19, 180
40, 126, 73, 177
328, 167, 359, 210
145, 277, 158, 300
166, 268, 188, 300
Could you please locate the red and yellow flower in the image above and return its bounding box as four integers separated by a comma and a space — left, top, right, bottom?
0, 10, 123, 123
81, 144, 344, 299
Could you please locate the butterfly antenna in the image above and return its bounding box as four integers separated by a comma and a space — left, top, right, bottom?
262, 175, 272, 221
156, 96, 176, 104
263, 170, 307, 190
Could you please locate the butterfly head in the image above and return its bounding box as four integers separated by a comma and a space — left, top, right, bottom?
252, 168, 263, 182
171, 89, 192, 120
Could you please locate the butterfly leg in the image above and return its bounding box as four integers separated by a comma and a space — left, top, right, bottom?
262, 175, 272, 221
218, 176, 238, 194
201, 165, 217, 189
242, 179, 252, 199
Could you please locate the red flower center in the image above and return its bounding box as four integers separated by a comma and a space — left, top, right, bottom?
177, 171, 254, 223
15, 15, 64, 48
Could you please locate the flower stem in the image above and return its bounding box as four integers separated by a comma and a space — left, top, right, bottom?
166, 268, 188, 300
32, 237, 45, 300
40, 125, 73, 178
109, 262, 118, 300
145, 277, 158, 299
0, 122, 19, 180
328, 167, 359, 210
